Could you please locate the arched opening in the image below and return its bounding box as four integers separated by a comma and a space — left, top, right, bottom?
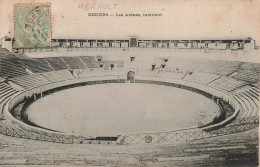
127, 71, 135, 83
130, 38, 138, 47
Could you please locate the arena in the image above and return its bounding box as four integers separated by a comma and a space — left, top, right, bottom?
0, 36, 259, 166
0, 0, 259, 165
25, 83, 220, 136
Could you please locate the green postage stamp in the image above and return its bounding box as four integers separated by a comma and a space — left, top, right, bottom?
14, 3, 51, 48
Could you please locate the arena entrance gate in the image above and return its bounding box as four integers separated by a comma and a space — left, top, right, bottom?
130, 38, 138, 47
127, 71, 135, 83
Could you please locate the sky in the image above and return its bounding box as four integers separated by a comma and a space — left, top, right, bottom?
0, 0, 260, 44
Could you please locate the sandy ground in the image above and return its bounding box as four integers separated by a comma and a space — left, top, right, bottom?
26, 83, 220, 137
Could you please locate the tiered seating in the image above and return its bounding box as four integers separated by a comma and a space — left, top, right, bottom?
137, 70, 159, 77
233, 94, 258, 122
156, 70, 185, 79
0, 48, 18, 59
208, 77, 247, 92
41, 70, 75, 82
20, 59, 53, 73
230, 85, 252, 95
249, 88, 259, 99
79, 56, 99, 68
111, 61, 124, 68
231, 85, 259, 101
232, 62, 260, 83
252, 83, 259, 89
77, 70, 124, 78
0, 59, 28, 78
0, 83, 19, 103
0, 49, 28, 78
228, 84, 259, 125
198, 60, 241, 76
242, 92, 258, 117
166, 57, 240, 76
10, 74, 51, 90
183, 72, 220, 85
45, 57, 68, 70
98, 60, 124, 70
100, 61, 111, 70
62, 57, 86, 69
152, 57, 168, 69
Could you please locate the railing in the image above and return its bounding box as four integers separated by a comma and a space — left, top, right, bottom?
1, 117, 257, 145
0, 120, 84, 144
1, 73, 258, 145
117, 121, 259, 144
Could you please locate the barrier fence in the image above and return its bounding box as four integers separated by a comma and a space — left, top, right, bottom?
0, 76, 258, 145
0, 119, 258, 145
0, 121, 84, 144
117, 121, 259, 144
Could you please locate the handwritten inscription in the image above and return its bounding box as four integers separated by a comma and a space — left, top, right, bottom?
77, 3, 163, 17
78, 3, 118, 10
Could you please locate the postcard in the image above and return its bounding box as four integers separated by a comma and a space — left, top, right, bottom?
0, 0, 259, 166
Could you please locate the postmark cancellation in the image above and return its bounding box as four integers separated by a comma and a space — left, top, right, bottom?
14, 3, 51, 48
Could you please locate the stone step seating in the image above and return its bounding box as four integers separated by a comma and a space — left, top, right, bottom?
233, 95, 251, 121
232, 62, 260, 83
253, 83, 259, 89
20, 59, 53, 73
156, 70, 185, 80
245, 90, 258, 104
231, 89, 259, 125
240, 94, 254, 118
230, 85, 252, 95
79, 56, 99, 68
97, 61, 125, 69
111, 61, 124, 68
45, 57, 69, 70
241, 92, 259, 118
251, 87, 259, 96
0, 86, 13, 95
233, 71, 259, 83
183, 72, 220, 85
208, 77, 247, 92
164, 57, 193, 72
10, 74, 51, 90
154, 62, 162, 69
77, 70, 124, 79
166, 57, 241, 76
235, 86, 259, 102
151, 57, 168, 69
137, 70, 159, 77
0, 83, 19, 119
0, 83, 19, 103
100, 61, 115, 70
228, 84, 259, 125
196, 61, 240, 76
0, 59, 28, 78
0, 48, 18, 59
41, 70, 75, 83
62, 57, 86, 69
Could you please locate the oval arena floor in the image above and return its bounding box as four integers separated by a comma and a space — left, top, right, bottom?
26, 83, 220, 136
